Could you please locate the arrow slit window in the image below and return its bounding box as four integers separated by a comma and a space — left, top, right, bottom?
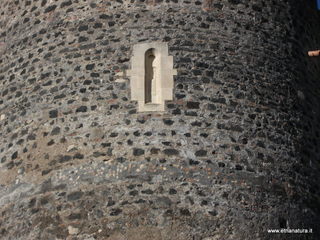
128, 42, 177, 112
145, 48, 156, 104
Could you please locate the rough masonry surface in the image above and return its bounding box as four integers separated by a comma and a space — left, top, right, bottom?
0, 0, 320, 239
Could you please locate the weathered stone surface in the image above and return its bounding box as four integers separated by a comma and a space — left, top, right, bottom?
0, 0, 319, 240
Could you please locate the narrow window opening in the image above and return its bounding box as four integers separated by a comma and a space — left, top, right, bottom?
145, 48, 156, 104
128, 42, 177, 112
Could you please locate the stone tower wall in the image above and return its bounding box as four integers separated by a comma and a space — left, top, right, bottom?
0, 0, 319, 239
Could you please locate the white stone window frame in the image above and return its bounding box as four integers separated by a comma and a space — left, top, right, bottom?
127, 42, 177, 112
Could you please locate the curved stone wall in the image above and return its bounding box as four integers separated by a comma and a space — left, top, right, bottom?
0, 0, 319, 239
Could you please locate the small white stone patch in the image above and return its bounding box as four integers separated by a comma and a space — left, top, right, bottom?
67, 145, 77, 152
68, 226, 79, 235
297, 90, 305, 100
115, 78, 127, 83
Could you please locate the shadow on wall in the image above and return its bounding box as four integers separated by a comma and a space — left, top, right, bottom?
288, 0, 320, 234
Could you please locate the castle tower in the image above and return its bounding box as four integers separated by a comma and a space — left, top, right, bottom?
0, 0, 319, 239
